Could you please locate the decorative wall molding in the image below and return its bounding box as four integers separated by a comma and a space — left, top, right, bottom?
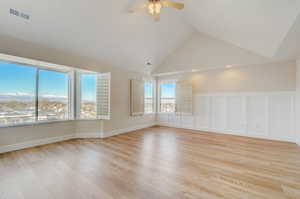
158, 92, 296, 143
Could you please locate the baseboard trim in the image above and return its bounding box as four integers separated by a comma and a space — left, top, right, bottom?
102, 123, 156, 138
0, 134, 75, 154
0, 123, 157, 154
157, 123, 296, 143
75, 133, 102, 139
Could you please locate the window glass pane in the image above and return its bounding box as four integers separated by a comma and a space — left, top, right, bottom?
80, 74, 97, 119
0, 62, 36, 125
38, 69, 69, 121
144, 82, 153, 113
160, 83, 176, 113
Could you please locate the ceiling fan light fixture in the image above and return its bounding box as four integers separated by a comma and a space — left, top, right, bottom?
148, 2, 162, 15
129, 0, 184, 21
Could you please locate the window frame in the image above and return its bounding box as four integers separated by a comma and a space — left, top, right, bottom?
158, 80, 177, 114
36, 68, 74, 122
144, 80, 155, 114
75, 70, 98, 120
0, 54, 77, 128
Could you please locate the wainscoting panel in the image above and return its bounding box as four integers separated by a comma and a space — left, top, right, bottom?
246, 95, 268, 138
194, 95, 210, 129
210, 96, 227, 131
227, 96, 244, 135
158, 92, 296, 142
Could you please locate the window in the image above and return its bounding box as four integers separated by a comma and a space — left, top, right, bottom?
79, 73, 97, 119
38, 69, 70, 121
160, 82, 176, 113
0, 62, 72, 126
0, 54, 111, 127
144, 82, 153, 113
0, 62, 37, 125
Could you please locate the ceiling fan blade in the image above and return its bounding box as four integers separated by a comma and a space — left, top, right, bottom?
161, 0, 184, 10
129, 3, 149, 13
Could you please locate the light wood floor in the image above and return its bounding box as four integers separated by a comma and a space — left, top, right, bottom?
1, 126, 300, 199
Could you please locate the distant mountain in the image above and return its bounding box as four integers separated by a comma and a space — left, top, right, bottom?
0, 93, 67, 102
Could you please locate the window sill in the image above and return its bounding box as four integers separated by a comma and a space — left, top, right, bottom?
0, 119, 75, 129
0, 118, 108, 128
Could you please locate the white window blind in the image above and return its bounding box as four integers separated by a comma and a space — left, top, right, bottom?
175, 81, 193, 114
97, 73, 111, 120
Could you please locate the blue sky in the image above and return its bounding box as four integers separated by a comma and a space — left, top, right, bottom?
0, 62, 37, 95
0, 61, 95, 100
81, 74, 96, 101
0, 61, 175, 100
144, 82, 153, 98
144, 82, 176, 98
161, 83, 176, 98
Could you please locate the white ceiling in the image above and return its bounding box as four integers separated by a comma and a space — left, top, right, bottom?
0, 0, 193, 72
182, 0, 300, 58
0, 0, 300, 73
154, 32, 274, 74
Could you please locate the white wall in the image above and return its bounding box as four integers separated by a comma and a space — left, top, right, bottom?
158, 92, 295, 142
157, 61, 297, 142
158, 61, 296, 92
0, 34, 155, 151
296, 59, 300, 145
99, 66, 156, 135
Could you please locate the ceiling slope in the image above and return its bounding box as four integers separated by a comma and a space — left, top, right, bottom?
0, 0, 193, 72
274, 13, 300, 60
182, 0, 300, 58
153, 32, 273, 74
1, 0, 300, 73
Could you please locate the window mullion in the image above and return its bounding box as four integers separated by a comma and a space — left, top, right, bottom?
35, 68, 40, 121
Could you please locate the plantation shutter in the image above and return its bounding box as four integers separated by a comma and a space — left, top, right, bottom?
175, 81, 193, 114
97, 73, 111, 120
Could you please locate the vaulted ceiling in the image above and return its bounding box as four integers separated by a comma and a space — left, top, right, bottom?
0, 0, 300, 73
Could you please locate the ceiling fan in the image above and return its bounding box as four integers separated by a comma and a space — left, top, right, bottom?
129, 0, 184, 21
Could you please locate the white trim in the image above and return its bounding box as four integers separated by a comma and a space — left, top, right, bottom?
76, 132, 102, 139
102, 123, 156, 138
152, 60, 295, 77
195, 91, 295, 97
157, 123, 295, 143
0, 122, 156, 153
0, 119, 74, 128
0, 53, 73, 72
0, 134, 75, 154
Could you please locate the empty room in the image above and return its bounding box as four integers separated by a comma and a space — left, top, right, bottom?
0, 0, 300, 198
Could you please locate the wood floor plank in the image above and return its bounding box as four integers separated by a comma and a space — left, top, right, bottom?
0, 126, 300, 199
